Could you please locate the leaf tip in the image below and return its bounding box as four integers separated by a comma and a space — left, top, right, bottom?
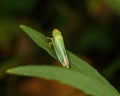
6, 69, 14, 74
19, 24, 25, 29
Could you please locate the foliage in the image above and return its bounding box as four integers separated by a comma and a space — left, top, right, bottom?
7, 25, 120, 96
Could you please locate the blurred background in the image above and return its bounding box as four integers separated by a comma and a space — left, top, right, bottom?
0, 0, 120, 96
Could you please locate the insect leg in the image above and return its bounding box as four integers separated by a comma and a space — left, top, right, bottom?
47, 37, 54, 48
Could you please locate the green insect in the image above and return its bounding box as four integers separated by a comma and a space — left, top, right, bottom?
48, 29, 70, 68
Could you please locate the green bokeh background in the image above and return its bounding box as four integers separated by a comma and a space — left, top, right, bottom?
0, 0, 120, 96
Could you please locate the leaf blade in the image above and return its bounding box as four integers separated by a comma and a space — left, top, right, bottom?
18, 25, 120, 96
7, 65, 119, 96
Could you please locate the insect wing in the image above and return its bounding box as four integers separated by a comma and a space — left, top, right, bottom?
53, 36, 69, 68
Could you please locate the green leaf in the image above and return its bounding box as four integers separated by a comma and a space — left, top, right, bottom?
6, 65, 120, 96
19, 25, 56, 59
7, 25, 119, 96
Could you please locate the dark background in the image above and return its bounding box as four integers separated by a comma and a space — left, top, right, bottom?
0, 0, 120, 96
